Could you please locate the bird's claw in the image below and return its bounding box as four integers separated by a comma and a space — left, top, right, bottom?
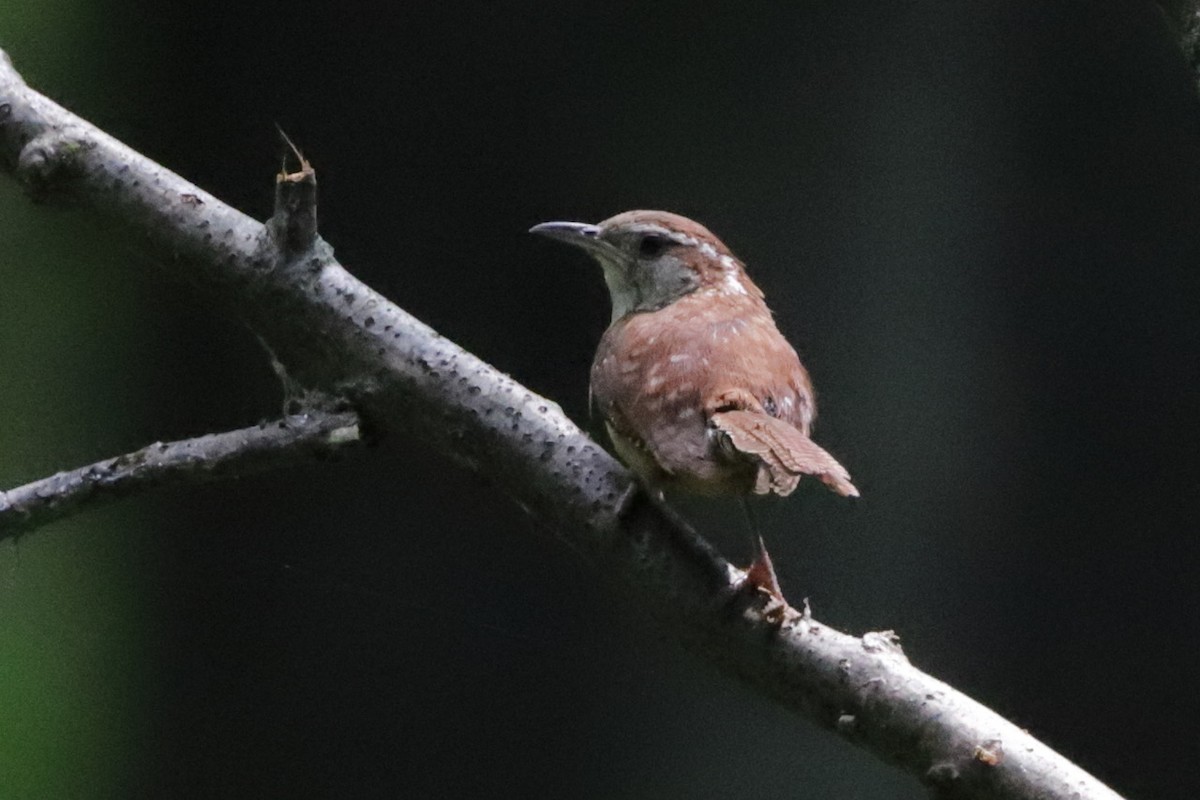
758, 586, 792, 625
742, 548, 800, 626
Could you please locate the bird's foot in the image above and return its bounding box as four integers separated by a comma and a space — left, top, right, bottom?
743, 548, 795, 625
744, 546, 783, 602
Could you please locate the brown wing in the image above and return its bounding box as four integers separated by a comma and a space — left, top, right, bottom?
710, 409, 858, 498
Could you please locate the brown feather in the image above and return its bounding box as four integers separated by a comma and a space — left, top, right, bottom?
576, 210, 855, 500
710, 409, 858, 498
538, 209, 857, 604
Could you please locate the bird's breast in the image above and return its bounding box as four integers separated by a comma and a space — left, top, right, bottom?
590, 291, 814, 493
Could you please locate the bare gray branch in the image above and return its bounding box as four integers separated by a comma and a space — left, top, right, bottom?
0, 411, 362, 538
0, 48, 1127, 800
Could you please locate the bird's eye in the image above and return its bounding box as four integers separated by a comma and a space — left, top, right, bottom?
638, 234, 668, 258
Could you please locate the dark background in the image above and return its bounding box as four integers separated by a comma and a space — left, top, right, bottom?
3, 2, 1198, 798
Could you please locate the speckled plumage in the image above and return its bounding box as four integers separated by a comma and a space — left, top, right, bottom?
532, 210, 856, 501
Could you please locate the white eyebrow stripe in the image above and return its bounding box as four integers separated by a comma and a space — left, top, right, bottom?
623, 224, 703, 248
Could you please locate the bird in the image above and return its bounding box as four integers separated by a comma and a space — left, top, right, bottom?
530, 210, 857, 606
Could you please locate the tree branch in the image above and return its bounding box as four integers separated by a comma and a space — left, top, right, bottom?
0, 410, 362, 538
0, 48, 1127, 800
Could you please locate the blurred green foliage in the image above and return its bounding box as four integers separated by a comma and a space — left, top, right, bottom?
1, 9, 155, 796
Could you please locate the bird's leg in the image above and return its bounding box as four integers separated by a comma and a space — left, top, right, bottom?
739, 498, 788, 615
612, 476, 673, 524
612, 477, 644, 522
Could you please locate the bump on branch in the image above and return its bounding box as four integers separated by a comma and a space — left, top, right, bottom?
270, 126, 321, 264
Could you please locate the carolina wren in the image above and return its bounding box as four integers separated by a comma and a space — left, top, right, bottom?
531, 210, 857, 602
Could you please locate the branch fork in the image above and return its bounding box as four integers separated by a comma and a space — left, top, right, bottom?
0, 46, 1134, 800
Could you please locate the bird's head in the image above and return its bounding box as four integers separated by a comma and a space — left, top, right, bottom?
531, 210, 763, 322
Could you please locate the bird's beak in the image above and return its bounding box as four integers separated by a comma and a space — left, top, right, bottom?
529, 220, 615, 260
529, 220, 601, 242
